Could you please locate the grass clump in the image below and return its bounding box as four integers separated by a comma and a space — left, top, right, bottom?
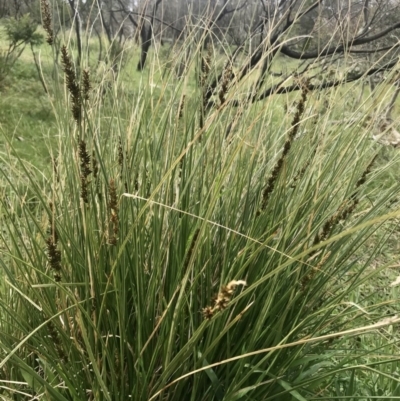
1, 23, 400, 401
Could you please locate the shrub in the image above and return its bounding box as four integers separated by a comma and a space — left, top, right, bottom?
0, 14, 43, 88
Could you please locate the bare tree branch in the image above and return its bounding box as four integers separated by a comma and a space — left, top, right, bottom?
115, 3, 182, 34
281, 21, 400, 60
254, 59, 399, 103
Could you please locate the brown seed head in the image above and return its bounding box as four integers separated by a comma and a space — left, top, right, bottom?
41, 0, 54, 45
61, 45, 81, 122
202, 280, 246, 319
218, 62, 233, 106
258, 80, 309, 214
92, 150, 98, 179
108, 179, 119, 245
202, 306, 214, 320
178, 94, 186, 119
214, 296, 229, 311
118, 137, 124, 178
82, 69, 91, 102
78, 140, 92, 178
46, 236, 61, 282
355, 156, 377, 190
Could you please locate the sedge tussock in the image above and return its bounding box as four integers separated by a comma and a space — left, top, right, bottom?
3, 19, 400, 400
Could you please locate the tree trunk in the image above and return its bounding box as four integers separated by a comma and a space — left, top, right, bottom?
137, 25, 151, 71
136, 0, 163, 71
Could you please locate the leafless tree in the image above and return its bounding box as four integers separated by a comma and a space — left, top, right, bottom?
25, 0, 400, 99
197, 0, 400, 105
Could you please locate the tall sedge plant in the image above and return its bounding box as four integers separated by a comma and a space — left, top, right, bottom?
1, 3, 400, 401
